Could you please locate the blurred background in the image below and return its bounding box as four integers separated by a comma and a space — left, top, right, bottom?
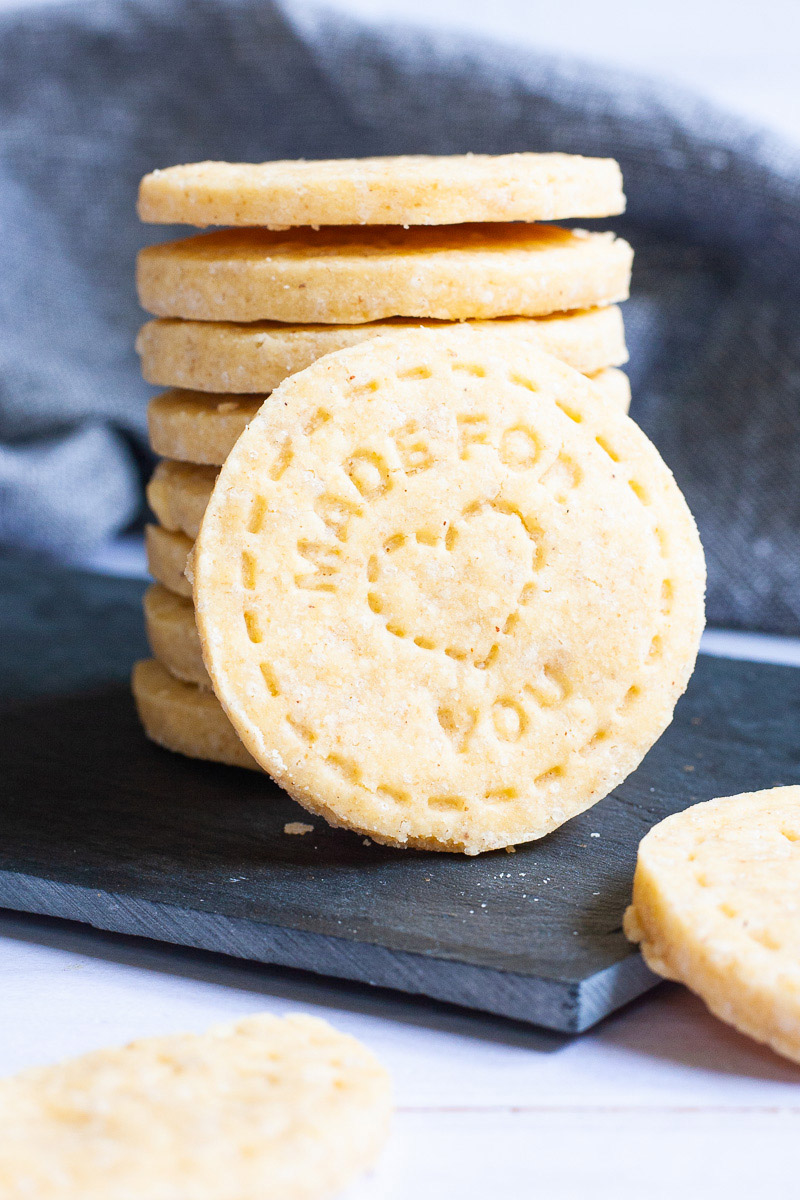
4, 0, 798, 136
311, 0, 800, 138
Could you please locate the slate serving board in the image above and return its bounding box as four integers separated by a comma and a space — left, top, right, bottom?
1, 653, 798, 1032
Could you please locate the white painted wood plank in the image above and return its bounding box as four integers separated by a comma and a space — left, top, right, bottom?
2, 912, 798, 1113
366, 1109, 800, 1200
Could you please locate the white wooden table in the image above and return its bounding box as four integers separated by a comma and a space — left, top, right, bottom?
1, 848, 798, 1200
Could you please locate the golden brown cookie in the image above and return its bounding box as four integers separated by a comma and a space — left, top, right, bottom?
147, 371, 630, 540
145, 523, 193, 597
138, 152, 624, 227
132, 658, 257, 770
137, 224, 633, 323
137, 307, 628, 393
148, 391, 263, 467
147, 459, 219, 540
143, 583, 209, 687
0, 1011, 391, 1199
147, 366, 628, 471
625, 787, 800, 1065
589, 366, 630, 412
193, 327, 705, 854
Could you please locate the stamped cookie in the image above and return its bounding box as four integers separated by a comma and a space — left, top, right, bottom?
624, 787, 800, 1065
147, 373, 630, 546
148, 365, 628, 470
0, 1011, 391, 1198
137, 307, 628, 393
137, 224, 633, 323
138, 152, 625, 227
143, 584, 209, 686
145, 523, 193, 597
193, 327, 705, 854
133, 658, 257, 769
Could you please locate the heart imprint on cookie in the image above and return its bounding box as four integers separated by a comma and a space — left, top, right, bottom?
366, 496, 544, 668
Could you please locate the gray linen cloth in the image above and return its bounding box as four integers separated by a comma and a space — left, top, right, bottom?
1, 0, 799, 633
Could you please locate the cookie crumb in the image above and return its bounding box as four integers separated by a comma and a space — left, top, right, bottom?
284, 821, 314, 836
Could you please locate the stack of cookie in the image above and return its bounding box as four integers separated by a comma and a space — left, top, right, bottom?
132, 153, 636, 783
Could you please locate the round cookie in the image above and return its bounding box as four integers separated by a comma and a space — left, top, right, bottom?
138, 152, 625, 227
137, 307, 628, 393
143, 584, 209, 687
132, 658, 257, 770
624, 787, 800, 1066
147, 366, 628, 470
0, 1011, 391, 1199
146, 373, 630, 546
193, 327, 705, 855
137, 224, 633, 324
148, 391, 263, 467
589, 366, 630, 412
147, 459, 219, 540
145, 523, 193, 597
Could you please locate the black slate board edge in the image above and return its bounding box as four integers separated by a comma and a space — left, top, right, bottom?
0, 871, 656, 1033
3, 656, 797, 1035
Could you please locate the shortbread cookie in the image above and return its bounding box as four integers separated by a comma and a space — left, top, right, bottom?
137, 225, 633, 323
145, 522, 193, 597
147, 372, 630, 538
147, 366, 628, 470
138, 153, 625, 228
143, 583, 209, 686
589, 366, 630, 412
193, 328, 705, 854
137, 307, 628, 392
148, 460, 215, 538
147, 458, 219, 540
132, 658, 257, 769
0, 1011, 391, 1199
148, 390, 263, 466
624, 788, 800, 1065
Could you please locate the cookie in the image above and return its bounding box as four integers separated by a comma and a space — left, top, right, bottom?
624, 787, 800, 1065
589, 366, 630, 412
138, 152, 624, 228
148, 390, 262, 467
147, 458, 219, 540
147, 363, 628, 470
148, 369, 631, 543
137, 224, 633, 323
143, 583, 209, 687
132, 657, 257, 769
193, 327, 705, 854
149, 392, 265, 467
137, 306, 628, 393
145, 522, 193, 597
0, 1011, 391, 1199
